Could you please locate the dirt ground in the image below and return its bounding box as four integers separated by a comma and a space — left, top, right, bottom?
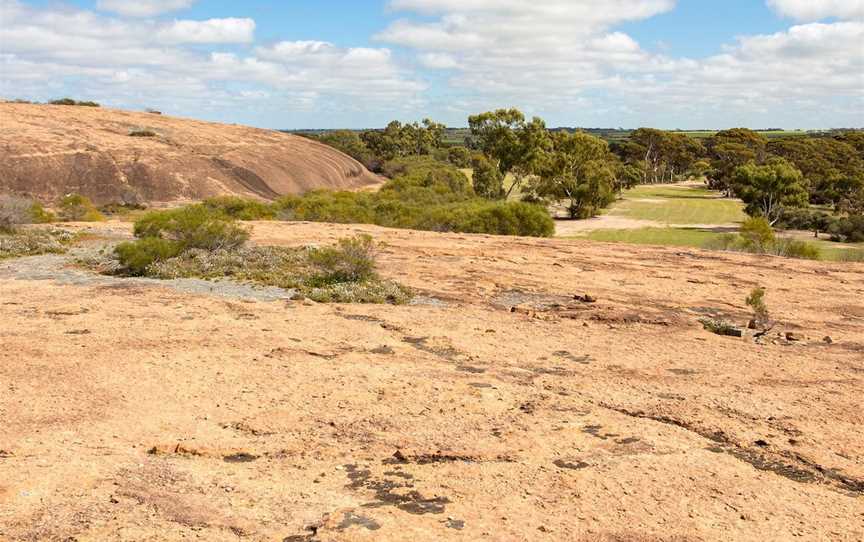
1, 221, 863, 541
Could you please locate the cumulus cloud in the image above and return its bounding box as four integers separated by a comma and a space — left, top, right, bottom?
767, 0, 864, 21
97, 0, 196, 18
0, 0, 424, 122
374, 0, 863, 125
156, 17, 255, 44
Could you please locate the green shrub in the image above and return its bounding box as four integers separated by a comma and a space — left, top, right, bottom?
829, 215, 864, 243
307, 234, 378, 285
133, 205, 250, 250
703, 226, 821, 260
202, 196, 276, 220
739, 217, 775, 252
58, 194, 105, 222
114, 238, 183, 276
50, 98, 100, 107
770, 238, 821, 260
30, 202, 55, 224
745, 287, 771, 330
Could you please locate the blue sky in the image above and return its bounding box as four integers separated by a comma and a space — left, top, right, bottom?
2, 0, 862, 129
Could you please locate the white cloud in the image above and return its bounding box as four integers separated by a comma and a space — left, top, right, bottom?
156, 17, 255, 44
374, 0, 864, 126
0, 0, 425, 123
767, 0, 864, 21
97, 0, 196, 18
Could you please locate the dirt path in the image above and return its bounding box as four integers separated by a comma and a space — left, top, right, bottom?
1, 221, 862, 541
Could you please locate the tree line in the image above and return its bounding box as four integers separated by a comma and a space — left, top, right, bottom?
307, 111, 863, 240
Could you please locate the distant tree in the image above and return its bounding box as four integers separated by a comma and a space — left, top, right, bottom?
471, 154, 505, 199
767, 136, 864, 208
361, 119, 446, 162
706, 129, 768, 195
317, 130, 375, 169
618, 128, 705, 184
468, 108, 551, 197
732, 158, 808, 224
532, 131, 619, 219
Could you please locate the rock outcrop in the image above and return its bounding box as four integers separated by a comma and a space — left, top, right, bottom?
0, 103, 380, 204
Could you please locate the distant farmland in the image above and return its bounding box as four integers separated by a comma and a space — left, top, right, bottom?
288, 127, 846, 147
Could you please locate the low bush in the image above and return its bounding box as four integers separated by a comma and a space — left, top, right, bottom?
133, 205, 250, 250
704, 217, 821, 260
0, 229, 74, 259
829, 215, 864, 243
114, 237, 183, 276
58, 194, 105, 222
273, 156, 553, 237
129, 129, 157, 137
50, 98, 100, 107
202, 196, 276, 220
307, 234, 378, 286
769, 238, 821, 260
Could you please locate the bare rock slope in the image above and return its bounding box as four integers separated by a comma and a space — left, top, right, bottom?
1, 221, 862, 541
0, 103, 380, 204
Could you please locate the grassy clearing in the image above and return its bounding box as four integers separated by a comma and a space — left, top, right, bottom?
583, 227, 723, 248
605, 184, 748, 225
580, 227, 862, 261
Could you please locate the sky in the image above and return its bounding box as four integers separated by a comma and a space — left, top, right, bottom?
1, 0, 862, 129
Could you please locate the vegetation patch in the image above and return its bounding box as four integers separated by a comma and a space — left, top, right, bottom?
58, 194, 105, 222
1, 195, 54, 232
704, 217, 822, 260
0, 228, 75, 260
49, 98, 100, 107
129, 129, 157, 137
101, 206, 411, 304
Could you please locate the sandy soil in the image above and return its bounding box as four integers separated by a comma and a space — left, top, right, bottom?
1, 221, 863, 541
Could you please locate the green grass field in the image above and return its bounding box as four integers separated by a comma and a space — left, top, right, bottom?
604, 184, 748, 225
568, 183, 862, 262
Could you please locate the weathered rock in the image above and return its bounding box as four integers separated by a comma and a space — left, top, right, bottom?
0, 103, 381, 205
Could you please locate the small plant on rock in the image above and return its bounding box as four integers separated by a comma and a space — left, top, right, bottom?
746, 287, 773, 334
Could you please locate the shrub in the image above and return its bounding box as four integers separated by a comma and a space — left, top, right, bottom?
50, 98, 100, 107
829, 215, 864, 243
133, 205, 250, 250
739, 217, 775, 252
769, 238, 821, 260
202, 196, 276, 220
0, 229, 74, 259
129, 129, 157, 137
114, 238, 183, 276
29, 202, 55, 224
746, 288, 771, 331
307, 234, 378, 285
58, 194, 105, 222
307, 280, 412, 304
